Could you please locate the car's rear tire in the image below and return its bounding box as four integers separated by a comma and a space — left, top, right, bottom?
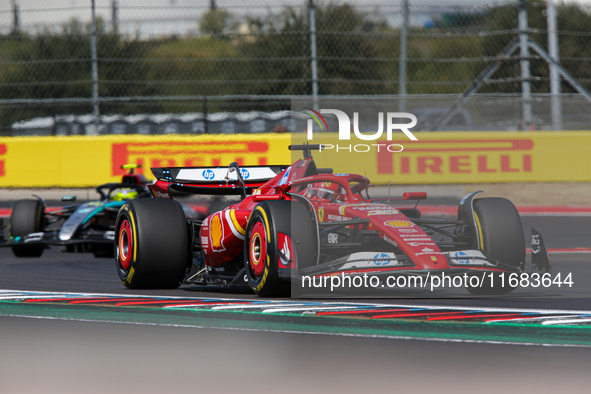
244, 200, 317, 297
466, 197, 525, 295
115, 199, 191, 289
10, 199, 44, 258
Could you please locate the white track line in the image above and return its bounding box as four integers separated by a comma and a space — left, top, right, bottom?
485, 315, 584, 324
0, 295, 87, 300
543, 317, 591, 325
162, 302, 252, 309
211, 303, 307, 310
262, 306, 366, 313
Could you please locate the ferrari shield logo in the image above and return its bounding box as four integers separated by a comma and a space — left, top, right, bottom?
318, 207, 325, 222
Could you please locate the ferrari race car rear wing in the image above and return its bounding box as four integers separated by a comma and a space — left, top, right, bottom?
150, 163, 288, 197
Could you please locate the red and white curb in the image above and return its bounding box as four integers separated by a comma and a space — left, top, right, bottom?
2, 289, 591, 327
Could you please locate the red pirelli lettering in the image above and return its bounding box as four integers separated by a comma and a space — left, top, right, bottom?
112, 141, 270, 176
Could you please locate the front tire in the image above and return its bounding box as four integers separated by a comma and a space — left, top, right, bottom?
115, 199, 191, 289
466, 197, 525, 295
10, 199, 45, 258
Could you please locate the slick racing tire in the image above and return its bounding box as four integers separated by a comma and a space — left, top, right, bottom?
10, 199, 45, 258
244, 200, 317, 297
466, 197, 525, 296
115, 199, 191, 289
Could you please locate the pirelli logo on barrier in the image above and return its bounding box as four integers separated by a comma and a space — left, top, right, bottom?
376, 139, 533, 176
111, 141, 270, 176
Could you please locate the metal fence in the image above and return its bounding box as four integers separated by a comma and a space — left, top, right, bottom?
1, 0, 591, 135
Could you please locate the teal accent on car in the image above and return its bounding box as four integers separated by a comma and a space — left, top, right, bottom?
81, 201, 126, 225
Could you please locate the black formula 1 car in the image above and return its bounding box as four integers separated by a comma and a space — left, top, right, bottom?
3, 165, 155, 258
114, 145, 551, 296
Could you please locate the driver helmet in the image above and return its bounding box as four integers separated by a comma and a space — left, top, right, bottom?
305, 182, 343, 202
111, 188, 139, 201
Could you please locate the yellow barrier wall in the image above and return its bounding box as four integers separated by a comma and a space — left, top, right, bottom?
0, 132, 589, 187
0, 134, 290, 187
306, 131, 591, 184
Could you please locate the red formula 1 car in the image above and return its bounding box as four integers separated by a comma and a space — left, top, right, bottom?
114, 145, 551, 296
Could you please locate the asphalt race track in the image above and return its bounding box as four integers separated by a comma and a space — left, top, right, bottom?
1, 214, 591, 393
